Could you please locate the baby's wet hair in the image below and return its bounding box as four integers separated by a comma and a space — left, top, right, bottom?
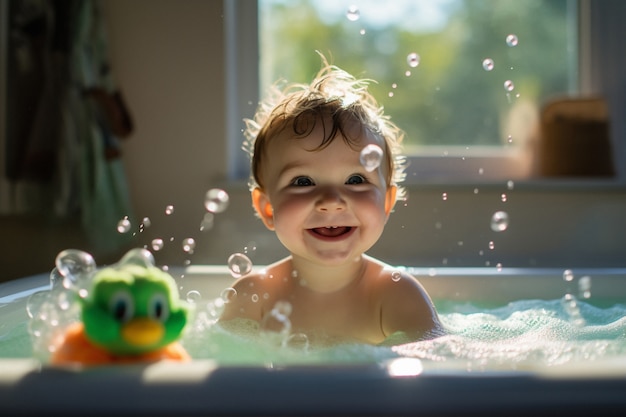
244, 55, 406, 200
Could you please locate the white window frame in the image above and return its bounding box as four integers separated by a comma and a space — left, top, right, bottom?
224, 0, 626, 185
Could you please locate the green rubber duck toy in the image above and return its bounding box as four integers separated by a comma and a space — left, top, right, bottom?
52, 249, 191, 364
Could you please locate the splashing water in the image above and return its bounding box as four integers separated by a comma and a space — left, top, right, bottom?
359, 144, 383, 172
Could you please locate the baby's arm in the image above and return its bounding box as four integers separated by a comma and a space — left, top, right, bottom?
378, 270, 444, 343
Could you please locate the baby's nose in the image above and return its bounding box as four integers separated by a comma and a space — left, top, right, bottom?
315, 190, 346, 212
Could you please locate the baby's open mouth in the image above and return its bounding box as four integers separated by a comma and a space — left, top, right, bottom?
309, 226, 353, 238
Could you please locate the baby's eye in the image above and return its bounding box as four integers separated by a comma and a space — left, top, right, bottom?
346, 174, 367, 185
291, 176, 315, 186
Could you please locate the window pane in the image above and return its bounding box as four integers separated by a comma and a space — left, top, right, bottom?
259, 0, 577, 153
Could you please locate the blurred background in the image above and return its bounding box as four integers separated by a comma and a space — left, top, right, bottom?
1, 0, 625, 283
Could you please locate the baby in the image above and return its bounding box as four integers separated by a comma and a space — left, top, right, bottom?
220, 59, 443, 345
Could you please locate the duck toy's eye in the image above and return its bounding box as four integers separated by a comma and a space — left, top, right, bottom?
148, 293, 170, 322
109, 290, 134, 323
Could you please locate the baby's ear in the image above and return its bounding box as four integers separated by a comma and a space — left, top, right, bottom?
384, 185, 398, 216
251, 188, 275, 230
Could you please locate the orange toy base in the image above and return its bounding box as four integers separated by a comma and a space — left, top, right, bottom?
51, 323, 190, 365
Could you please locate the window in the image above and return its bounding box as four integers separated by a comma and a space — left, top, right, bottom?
226, 0, 625, 184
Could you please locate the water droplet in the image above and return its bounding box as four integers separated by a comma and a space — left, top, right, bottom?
391, 271, 402, 282
359, 144, 383, 172
204, 188, 230, 213
501, 193, 507, 202
490, 211, 509, 232
251, 294, 259, 303
186, 290, 201, 303
563, 269, 574, 282
117, 217, 131, 233
504, 80, 515, 92
442, 192, 448, 201
165, 205, 175, 215
507, 180, 515, 190
482, 58, 494, 71
182, 238, 196, 253
407, 52, 420, 68
200, 212, 215, 232
220, 287, 237, 303
273, 300, 293, 317
228, 253, 252, 277
346, 5, 360, 21
359, 29, 366, 35
405, 70, 412, 77
151, 238, 164, 251
141, 217, 152, 228
496, 263, 503, 272
478, 167, 484, 175
244, 241, 257, 255
506, 34, 519, 47
488, 241, 495, 250
578, 275, 592, 299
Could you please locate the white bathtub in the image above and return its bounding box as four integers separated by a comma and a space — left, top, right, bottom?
1, 266, 626, 416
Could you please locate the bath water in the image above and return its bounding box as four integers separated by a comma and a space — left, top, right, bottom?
2, 288, 625, 370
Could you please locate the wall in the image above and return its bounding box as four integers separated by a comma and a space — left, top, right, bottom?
2, 0, 626, 282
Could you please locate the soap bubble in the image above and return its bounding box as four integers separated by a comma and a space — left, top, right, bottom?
55, 249, 96, 290
119, 248, 156, 269
506, 34, 519, 47
490, 211, 509, 232
116, 217, 131, 233
182, 238, 196, 253
504, 80, 515, 92
165, 205, 175, 215
346, 5, 360, 21
220, 287, 237, 303
391, 271, 402, 282
141, 217, 152, 228
204, 188, 230, 213
151, 238, 164, 251
482, 58, 494, 71
359, 144, 383, 172
407, 52, 420, 68
284, 333, 309, 351
228, 253, 252, 277
186, 290, 202, 304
